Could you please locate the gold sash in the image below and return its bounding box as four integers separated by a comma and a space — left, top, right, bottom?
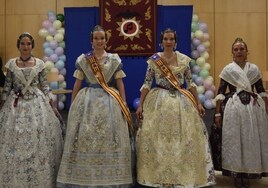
86, 53, 134, 134
150, 53, 198, 110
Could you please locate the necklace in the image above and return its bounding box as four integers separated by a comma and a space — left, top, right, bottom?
94, 52, 107, 61
162, 52, 176, 64
20, 56, 32, 62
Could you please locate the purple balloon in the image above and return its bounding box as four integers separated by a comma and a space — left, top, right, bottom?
197, 44, 206, 54
204, 99, 214, 109
48, 15, 56, 22
57, 101, 65, 110
193, 65, 201, 74
192, 38, 201, 47
191, 50, 200, 59
55, 47, 64, 56
204, 90, 215, 99
195, 76, 204, 86
198, 22, 208, 33
49, 40, 58, 49
50, 53, 59, 62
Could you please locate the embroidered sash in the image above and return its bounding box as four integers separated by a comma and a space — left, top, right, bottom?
86, 53, 134, 134
150, 53, 198, 110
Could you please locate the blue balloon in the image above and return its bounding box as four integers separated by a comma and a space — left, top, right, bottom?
50, 81, 58, 89
133, 98, 140, 110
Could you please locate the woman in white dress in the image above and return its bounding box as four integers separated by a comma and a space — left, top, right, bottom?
56, 25, 133, 188
135, 28, 216, 187
214, 37, 268, 188
0, 32, 64, 187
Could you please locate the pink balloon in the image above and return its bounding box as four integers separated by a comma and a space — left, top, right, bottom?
203, 33, 210, 41
203, 79, 213, 89
58, 74, 65, 82
51, 67, 59, 73
48, 26, 56, 35
60, 68, 66, 76
42, 20, 52, 29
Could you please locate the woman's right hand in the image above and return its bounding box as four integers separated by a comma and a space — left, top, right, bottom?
214, 116, 222, 128
136, 105, 143, 120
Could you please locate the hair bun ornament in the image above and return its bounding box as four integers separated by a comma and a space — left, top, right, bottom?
234, 37, 244, 43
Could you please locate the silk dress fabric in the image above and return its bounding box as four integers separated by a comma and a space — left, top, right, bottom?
218, 61, 268, 178
57, 53, 132, 187
0, 58, 64, 187
136, 51, 216, 187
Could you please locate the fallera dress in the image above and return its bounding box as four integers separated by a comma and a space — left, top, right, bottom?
0, 58, 64, 188
136, 51, 216, 188
57, 53, 132, 188
215, 61, 268, 178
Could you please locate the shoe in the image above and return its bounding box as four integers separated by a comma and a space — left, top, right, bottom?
234, 177, 244, 188
242, 178, 250, 188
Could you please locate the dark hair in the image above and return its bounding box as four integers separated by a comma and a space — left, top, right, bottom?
160, 28, 178, 43
90, 25, 107, 42
17, 32, 35, 49
232, 37, 248, 52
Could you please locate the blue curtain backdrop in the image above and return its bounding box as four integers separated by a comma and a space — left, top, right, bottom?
64, 5, 193, 110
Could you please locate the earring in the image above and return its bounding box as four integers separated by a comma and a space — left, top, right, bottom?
91, 44, 94, 49
159, 43, 163, 50
174, 43, 177, 50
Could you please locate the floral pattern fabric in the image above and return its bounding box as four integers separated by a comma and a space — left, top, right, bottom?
56, 53, 132, 187
0, 58, 64, 188
216, 62, 268, 178
136, 51, 216, 187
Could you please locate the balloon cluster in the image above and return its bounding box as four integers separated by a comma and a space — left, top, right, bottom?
190, 14, 216, 109
38, 11, 66, 110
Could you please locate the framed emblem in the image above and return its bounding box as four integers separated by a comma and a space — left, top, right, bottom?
100, 0, 157, 56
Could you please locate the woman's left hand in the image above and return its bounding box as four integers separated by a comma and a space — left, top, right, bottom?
198, 103, 206, 117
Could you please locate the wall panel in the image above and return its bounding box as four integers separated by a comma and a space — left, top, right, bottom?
0, 0, 268, 90
0, 0, 5, 61
5, 14, 51, 60
214, 12, 266, 86
57, 0, 98, 13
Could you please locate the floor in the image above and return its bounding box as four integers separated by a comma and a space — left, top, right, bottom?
59, 110, 268, 188
213, 171, 268, 188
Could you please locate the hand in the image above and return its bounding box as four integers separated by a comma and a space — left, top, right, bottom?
198, 103, 205, 117
214, 116, 222, 128
136, 105, 143, 120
